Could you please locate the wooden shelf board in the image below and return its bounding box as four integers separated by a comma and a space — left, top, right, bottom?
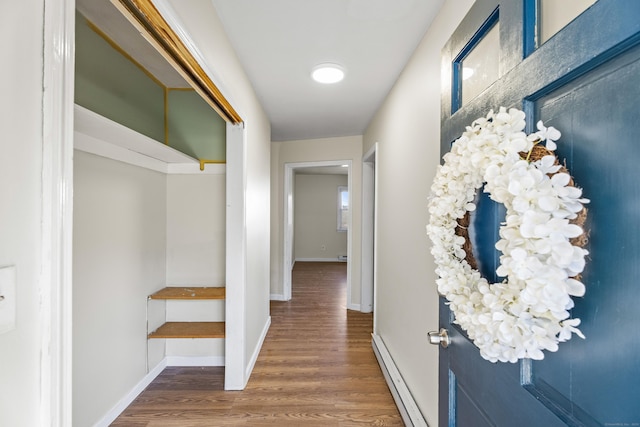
149, 286, 225, 300
148, 321, 225, 339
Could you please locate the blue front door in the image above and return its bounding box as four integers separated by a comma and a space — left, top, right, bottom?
439, 1, 640, 425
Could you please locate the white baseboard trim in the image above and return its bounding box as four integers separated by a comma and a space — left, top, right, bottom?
94, 358, 168, 427
166, 356, 225, 366
295, 257, 343, 262
372, 334, 429, 427
245, 316, 271, 381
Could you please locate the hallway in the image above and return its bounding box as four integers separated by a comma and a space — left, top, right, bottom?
111, 262, 402, 426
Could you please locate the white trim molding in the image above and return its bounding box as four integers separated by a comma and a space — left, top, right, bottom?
94, 359, 168, 427
372, 334, 428, 427
245, 316, 271, 381
283, 161, 354, 304
361, 143, 378, 316
224, 122, 248, 390
42, 0, 75, 425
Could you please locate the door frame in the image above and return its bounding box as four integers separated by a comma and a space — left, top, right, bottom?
283, 161, 354, 308
361, 144, 378, 317
42, 0, 74, 424
224, 122, 248, 390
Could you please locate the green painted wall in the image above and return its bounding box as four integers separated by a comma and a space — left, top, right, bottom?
75, 14, 165, 142
75, 13, 226, 161
167, 90, 226, 161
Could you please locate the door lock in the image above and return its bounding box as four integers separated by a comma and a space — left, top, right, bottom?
428, 328, 450, 348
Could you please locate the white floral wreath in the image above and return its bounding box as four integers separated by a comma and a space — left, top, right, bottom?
427, 107, 589, 363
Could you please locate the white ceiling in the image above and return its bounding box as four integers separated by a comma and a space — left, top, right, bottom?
211, 0, 444, 141
76, 0, 444, 142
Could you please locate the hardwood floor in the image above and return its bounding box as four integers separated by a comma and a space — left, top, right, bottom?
112, 262, 403, 426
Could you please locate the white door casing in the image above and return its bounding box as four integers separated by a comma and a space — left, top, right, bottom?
42, 0, 74, 424
361, 143, 378, 317
283, 161, 355, 309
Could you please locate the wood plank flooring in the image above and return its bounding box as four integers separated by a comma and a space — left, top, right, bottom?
111, 262, 403, 426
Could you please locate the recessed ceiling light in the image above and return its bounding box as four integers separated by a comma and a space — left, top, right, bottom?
311, 63, 345, 84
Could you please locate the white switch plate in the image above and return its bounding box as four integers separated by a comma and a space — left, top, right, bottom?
0, 265, 16, 334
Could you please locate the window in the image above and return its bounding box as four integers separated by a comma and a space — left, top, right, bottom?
451, 7, 500, 112
337, 186, 349, 231
538, 0, 597, 46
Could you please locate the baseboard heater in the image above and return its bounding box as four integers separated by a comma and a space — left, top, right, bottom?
372, 334, 429, 427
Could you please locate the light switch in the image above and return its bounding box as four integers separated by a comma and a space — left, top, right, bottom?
0, 265, 16, 334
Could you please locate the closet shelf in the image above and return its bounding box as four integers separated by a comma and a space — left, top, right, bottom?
149, 286, 225, 300
148, 321, 225, 339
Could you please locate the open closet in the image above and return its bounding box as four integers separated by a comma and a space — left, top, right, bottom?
73, 1, 240, 424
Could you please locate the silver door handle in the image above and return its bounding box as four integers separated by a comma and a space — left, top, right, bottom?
428, 328, 450, 348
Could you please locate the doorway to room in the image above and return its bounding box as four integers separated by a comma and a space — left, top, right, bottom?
283, 161, 354, 309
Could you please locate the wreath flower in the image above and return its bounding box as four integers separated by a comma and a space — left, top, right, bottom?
427, 107, 589, 363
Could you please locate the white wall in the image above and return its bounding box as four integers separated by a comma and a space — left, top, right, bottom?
363, 0, 475, 424
73, 143, 229, 424
166, 173, 226, 361
73, 150, 168, 426
164, 0, 272, 384
0, 2, 46, 425
294, 174, 348, 260
271, 136, 362, 306
166, 174, 226, 286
